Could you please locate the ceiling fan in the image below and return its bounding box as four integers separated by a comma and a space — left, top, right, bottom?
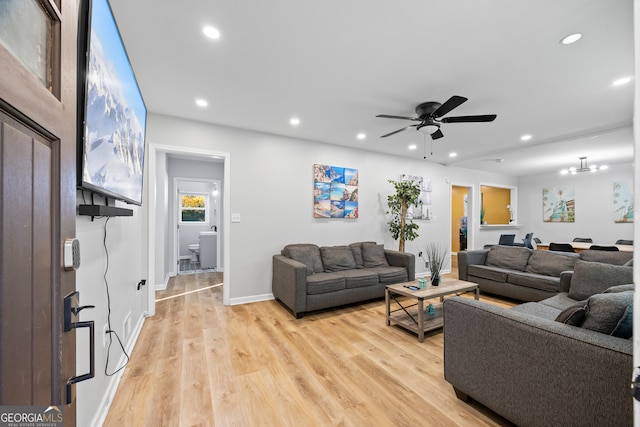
376, 95, 497, 140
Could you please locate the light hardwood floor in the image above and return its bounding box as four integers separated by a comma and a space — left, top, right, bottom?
104, 262, 516, 426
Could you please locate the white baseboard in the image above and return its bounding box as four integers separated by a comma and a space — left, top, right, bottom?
89, 313, 146, 427
230, 293, 274, 305
155, 272, 173, 291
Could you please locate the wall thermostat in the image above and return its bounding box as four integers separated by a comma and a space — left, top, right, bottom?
64, 238, 81, 271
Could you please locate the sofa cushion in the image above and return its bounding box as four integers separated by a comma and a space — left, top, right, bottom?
485, 246, 532, 271
366, 266, 408, 284
539, 293, 584, 311
320, 246, 357, 272
506, 271, 561, 293
362, 243, 389, 268
568, 260, 634, 301
511, 302, 562, 321
579, 249, 633, 266
342, 269, 380, 289
349, 241, 376, 269
524, 250, 578, 276
284, 244, 323, 275
306, 272, 346, 295
467, 265, 509, 282
581, 291, 633, 336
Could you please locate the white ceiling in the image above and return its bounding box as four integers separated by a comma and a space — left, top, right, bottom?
109, 0, 634, 177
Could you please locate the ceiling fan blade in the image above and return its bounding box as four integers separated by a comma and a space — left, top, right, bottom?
431, 129, 444, 140
432, 96, 468, 118
440, 114, 497, 123
376, 114, 420, 121
380, 125, 414, 138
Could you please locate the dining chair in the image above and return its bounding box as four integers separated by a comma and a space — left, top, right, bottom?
549, 243, 575, 253
533, 237, 542, 244
589, 245, 619, 251
572, 237, 593, 243
522, 232, 534, 249
615, 239, 633, 245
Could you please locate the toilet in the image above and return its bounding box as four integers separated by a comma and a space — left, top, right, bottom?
187, 243, 200, 263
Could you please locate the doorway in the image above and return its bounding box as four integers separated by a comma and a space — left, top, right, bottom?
451, 184, 473, 253
147, 144, 231, 311
175, 178, 221, 274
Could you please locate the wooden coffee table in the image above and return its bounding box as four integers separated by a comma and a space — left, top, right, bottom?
385, 277, 479, 342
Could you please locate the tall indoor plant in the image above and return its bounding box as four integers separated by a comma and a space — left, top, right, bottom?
386, 179, 421, 252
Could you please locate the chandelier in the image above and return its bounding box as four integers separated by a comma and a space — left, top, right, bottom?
560, 157, 608, 175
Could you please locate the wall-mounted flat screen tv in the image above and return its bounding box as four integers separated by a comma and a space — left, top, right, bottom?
77, 0, 147, 206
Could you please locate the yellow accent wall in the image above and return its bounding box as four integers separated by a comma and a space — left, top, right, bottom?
481, 186, 511, 224
451, 186, 467, 252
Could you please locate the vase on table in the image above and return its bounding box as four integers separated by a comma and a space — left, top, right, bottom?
431, 275, 440, 286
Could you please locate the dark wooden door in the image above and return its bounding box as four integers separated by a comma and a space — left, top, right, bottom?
0, 0, 77, 424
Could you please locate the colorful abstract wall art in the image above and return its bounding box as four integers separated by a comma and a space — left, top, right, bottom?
542, 186, 575, 222
313, 164, 358, 218
613, 181, 634, 223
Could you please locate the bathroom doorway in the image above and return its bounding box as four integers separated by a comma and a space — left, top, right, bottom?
175, 178, 221, 274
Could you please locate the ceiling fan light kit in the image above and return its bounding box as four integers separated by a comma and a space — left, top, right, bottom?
376, 95, 496, 141
560, 156, 608, 175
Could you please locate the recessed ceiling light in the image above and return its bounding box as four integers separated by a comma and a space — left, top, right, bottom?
408, 144, 417, 150
600, 164, 609, 170
203, 26, 220, 40
289, 117, 300, 126
195, 99, 208, 107
449, 152, 457, 158
357, 133, 366, 140
520, 134, 532, 141
612, 77, 632, 87
560, 33, 582, 45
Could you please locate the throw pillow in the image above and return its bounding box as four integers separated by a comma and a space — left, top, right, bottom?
603, 284, 635, 293
611, 304, 633, 339
362, 243, 389, 268
349, 243, 365, 269
320, 246, 357, 272
568, 260, 634, 301
485, 246, 532, 271
287, 246, 321, 276
580, 291, 633, 335
555, 302, 587, 326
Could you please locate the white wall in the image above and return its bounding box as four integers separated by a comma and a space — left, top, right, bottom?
518, 164, 634, 244
75, 196, 148, 427
147, 113, 518, 303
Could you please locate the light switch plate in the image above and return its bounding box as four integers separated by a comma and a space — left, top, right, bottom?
231, 213, 241, 223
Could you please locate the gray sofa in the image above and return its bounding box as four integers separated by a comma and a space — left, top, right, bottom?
458, 245, 632, 301
444, 260, 634, 426
272, 242, 415, 318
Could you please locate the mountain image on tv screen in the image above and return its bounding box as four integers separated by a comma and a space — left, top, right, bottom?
82, 0, 146, 205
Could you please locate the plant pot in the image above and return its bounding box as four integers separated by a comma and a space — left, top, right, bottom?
431, 276, 440, 286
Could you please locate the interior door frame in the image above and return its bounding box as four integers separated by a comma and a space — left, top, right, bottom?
147, 144, 231, 313
450, 181, 475, 252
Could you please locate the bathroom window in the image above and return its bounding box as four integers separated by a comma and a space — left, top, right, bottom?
180, 193, 209, 223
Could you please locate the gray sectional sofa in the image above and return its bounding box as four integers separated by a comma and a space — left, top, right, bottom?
272, 242, 415, 318
444, 260, 634, 426
458, 245, 632, 301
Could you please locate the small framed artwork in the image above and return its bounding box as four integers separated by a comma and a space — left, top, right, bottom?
313, 164, 358, 218
543, 186, 575, 222
613, 181, 634, 223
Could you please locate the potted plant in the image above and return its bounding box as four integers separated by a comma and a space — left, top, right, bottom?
425, 242, 448, 286
386, 179, 421, 252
